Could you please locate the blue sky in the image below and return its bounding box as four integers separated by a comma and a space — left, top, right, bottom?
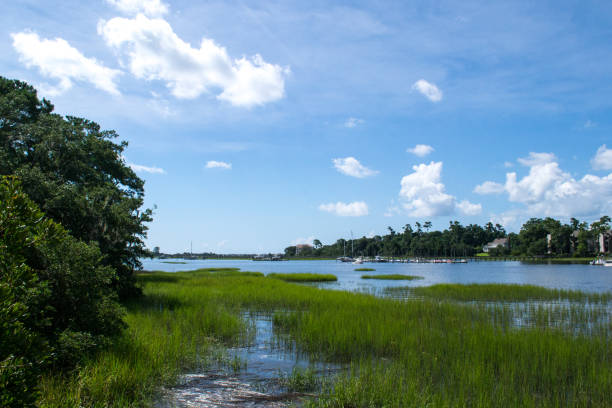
2, 0, 611, 253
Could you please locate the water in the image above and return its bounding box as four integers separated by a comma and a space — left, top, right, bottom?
148, 258, 611, 407
157, 316, 337, 407
142, 258, 612, 293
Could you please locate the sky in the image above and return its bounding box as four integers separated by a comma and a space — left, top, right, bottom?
1, 0, 611, 253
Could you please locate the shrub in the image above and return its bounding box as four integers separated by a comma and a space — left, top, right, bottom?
0, 177, 124, 405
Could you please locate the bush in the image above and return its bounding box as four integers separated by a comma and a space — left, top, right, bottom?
0, 177, 125, 405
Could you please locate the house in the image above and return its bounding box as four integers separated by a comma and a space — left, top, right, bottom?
570, 229, 611, 254
599, 231, 612, 253
482, 238, 509, 253
295, 244, 313, 256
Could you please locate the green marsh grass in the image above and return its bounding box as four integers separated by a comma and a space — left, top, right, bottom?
409, 283, 612, 303
267, 273, 337, 282
40, 268, 612, 407
361, 274, 423, 280
354, 267, 375, 271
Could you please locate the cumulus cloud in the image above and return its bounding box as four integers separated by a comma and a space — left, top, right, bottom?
592, 145, 612, 170
412, 79, 442, 102
407, 144, 434, 157
333, 157, 378, 178
128, 163, 165, 174
398, 161, 481, 216
319, 201, 369, 217
399, 161, 455, 216
344, 117, 364, 128
474, 181, 505, 194
105, 0, 168, 16
456, 200, 482, 215
11, 32, 121, 96
476, 150, 612, 217
516, 152, 556, 167
98, 15, 288, 107
206, 160, 232, 169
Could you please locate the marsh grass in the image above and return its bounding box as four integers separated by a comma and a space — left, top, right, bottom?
409, 283, 612, 303
361, 274, 423, 280
277, 367, 325, 393
267, 273, 337, 282
40, 268, 612, 407
354, 267, 375, 271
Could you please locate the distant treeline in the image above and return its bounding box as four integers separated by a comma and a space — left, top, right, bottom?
152, 251, 259, 259
285, 217, 611, 258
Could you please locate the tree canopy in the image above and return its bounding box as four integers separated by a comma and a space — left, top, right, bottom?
286, 217, 610, 258
0, 77, 151, 298
0, 177, 124, 407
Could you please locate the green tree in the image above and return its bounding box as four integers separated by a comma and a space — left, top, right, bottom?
0, 77, 151, 298
0, 177, 124, 406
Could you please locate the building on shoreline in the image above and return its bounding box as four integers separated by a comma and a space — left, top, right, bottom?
482, 238, 509, 253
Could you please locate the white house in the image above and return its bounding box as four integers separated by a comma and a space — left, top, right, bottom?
482, 238, 509, 253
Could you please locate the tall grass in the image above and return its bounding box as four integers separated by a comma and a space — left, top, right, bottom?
39, 268, 612, 407
408, 283, 612, 303
267, 273, 337, 282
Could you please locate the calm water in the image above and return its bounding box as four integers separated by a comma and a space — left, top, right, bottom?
142, 258, 612, 293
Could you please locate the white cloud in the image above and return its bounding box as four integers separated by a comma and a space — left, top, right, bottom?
217, 239, 228, 248
11, 32, 121, 96
412, 79, 442, 102
592, 145, 612, 170
344, 117, 364, 128
319, 201, 369, 217
407, 144, 434, 157
98, 15, 288, 107
516, 152, 556, 167
206, 160, 232, 169
456, 200, 482, 215
291, 236, 315, 246
474, 181, 505, 194
105, 0, 168, 17
504, 161, 514, 168
333, 157, 378, 178
584, 120, 596, 129
398, 161, 481, 216
399, 162, 455, 216
476, 150, 612, 217
129, 163, 165, 174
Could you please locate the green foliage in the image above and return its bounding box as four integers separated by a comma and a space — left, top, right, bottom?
288, 216, 610, 259
267, 273, 337, 282
0, 76, 151, 299
41, 268, 612, 407
354, 267, 375, 271
408, 283, 612, 303
0, 177, 125, 406
286, 220, 507, 258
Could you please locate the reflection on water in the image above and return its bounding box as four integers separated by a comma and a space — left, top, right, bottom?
156, 316, 337, 408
